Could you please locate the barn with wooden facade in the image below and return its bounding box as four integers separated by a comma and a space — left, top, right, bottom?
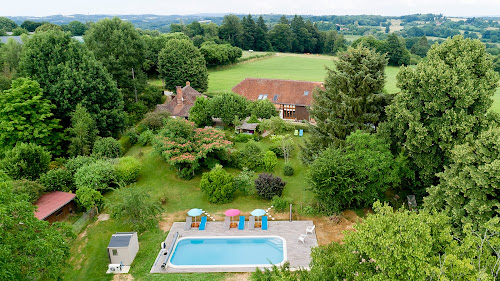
34, 191, 76, 223
232, 78, 324, 121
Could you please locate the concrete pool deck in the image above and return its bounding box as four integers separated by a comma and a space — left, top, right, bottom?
150, 220, 318, 273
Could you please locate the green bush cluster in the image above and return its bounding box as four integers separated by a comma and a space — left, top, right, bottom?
272, 196, 294, 212
12, 180, 46, 203
234, 167, 255, 195
65, 156, 96, 175
262, 151, 278, 172
1, 143, 51, 181
255, 173, 286, 200
138, 109, 171, 131
138, 130, 154, 146
200, 164, 236, 204
239, 140, 263, 170
115, 156, 141, 185
74, 160, 116, 190
92, 137, 122, 159
283, 164, 294, 176
39, 168, 75, 192
233, 133, 256, 143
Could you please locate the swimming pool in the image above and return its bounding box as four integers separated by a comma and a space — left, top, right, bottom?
168, 236, 287, 268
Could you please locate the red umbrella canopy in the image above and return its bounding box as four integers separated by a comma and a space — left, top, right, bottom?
224, 209, 240, 217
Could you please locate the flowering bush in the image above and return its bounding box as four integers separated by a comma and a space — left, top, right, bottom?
153, 118, 232, 179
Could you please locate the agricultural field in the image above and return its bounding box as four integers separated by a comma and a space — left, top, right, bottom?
207, 53, 335, 93
208, 53, 404, 95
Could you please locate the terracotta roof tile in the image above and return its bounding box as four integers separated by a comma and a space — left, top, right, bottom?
232, 78, 324, 106
155, 85, 202, 117
34, 191, 76, 220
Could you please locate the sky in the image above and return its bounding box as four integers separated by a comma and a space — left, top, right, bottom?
1, 0, 500, 17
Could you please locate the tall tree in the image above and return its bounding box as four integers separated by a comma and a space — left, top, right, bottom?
0, 182, 71, 281
290, 15, 310, 53
189, 96, 213, 127
278, 15, 289, 25
0, 37, 22, 76
254, 16, 271, 51
322, 30, 345, 54
379, 36, 499, 192
68, 104, 99, 157
158, 39, 208, 92
84, 17, 146, 106
19, 30, 125, 139
219, 15, 243, 48
424, 127, 500, 232
302, 45, 387, 162
0, 78, 62, 154
410, 36, 431, 57
209, 92, 250, 125
382, 33, 411, 66
268, 24, 293, 52
241, 15, 257, 50
0, 17, 18, 31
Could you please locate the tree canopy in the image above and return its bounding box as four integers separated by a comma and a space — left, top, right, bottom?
84, 17, 146, 105
0, 182, 71, 281
158, 39, 208, 92
19, 30, 125, 140
379, 35, 499, 192
0, 78, 62, 153
302, 45, 387, 162
209, 92, 250, 125
308, 131, 404, 213
425, 126, 500, 232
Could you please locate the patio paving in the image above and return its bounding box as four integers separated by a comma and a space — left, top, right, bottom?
150, 220, 318, 273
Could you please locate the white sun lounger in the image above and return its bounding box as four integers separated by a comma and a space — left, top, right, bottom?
184, 217, 192, 231
224, 217, 231, 230
249, 216, 255, 230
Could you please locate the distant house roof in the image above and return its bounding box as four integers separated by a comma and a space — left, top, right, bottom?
34, 191, 76, 220
236, 122, 259, 131
232, 78, 324, 107
156, 83, 203, 117
108, 233, 135, 248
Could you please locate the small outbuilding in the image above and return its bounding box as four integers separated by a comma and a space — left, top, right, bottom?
34, 191, 76, 223
235, 122, 259, 134
107, 232, 139, 266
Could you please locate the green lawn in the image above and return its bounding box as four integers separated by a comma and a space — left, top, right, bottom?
384, 66, 400, 94
63, 133, 316, 280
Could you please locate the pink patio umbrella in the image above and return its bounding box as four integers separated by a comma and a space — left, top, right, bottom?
224, 209, 240, 224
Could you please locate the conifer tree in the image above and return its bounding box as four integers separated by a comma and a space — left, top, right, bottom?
302, 46, 387, 163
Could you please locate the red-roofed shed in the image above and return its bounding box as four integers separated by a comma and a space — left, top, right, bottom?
34, 191, 76, 223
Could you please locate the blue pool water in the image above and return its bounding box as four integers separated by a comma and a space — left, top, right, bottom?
169, 237, 285, 266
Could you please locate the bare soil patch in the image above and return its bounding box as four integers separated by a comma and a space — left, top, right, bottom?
272, 210, 362, 245
225, 273, 251, 281
112, 274, 134, 281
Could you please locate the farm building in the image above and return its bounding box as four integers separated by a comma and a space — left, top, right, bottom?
232, 78, 324, 121
34, 191, 76, 223
107, 232, 139, 266
155, 81, 204, 118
